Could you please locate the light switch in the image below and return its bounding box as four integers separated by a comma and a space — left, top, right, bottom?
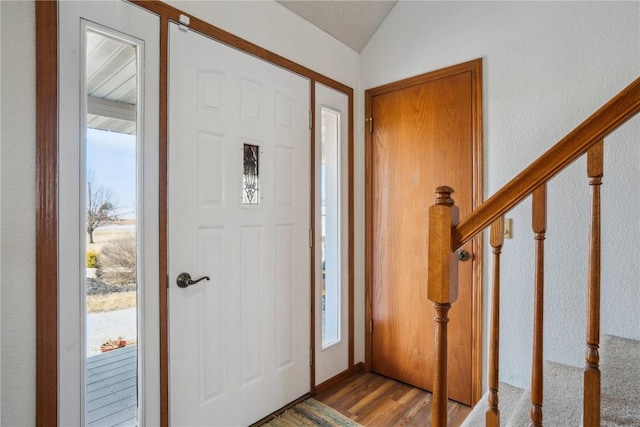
504, 218, 513, 239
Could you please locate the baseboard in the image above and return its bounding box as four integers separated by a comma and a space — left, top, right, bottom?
313, 362, 366, 395
249, 392, 311, 427
251, 362, 366, 426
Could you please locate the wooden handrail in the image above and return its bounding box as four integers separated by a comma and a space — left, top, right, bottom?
429, 76, 640, 426
454, 76, 640, 249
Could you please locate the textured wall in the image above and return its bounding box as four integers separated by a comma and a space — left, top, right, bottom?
0, 0, 3, 420
361, 1, 640, 389
1, 1, 36, 425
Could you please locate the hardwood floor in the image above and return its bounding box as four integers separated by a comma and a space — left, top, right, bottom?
315, 372, 472, 426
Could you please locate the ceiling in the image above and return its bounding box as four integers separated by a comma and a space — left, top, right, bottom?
276, 0, 398, 52
86, 29, 138, 135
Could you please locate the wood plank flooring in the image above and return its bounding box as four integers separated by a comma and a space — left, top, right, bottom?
86, 345, 137, 426
315, 372, 472, 426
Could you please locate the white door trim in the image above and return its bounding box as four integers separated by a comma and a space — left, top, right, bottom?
58, 2, 160, 425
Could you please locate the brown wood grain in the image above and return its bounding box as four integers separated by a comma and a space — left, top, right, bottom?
36, 1, 58, 425
157, 14, 170, 426
583, 141, 603, 426
315, 372, 471, 427
530, 185, 547, 427
429, 190, 459, 427
486, 217, 504, 427
455, 76, 640, 248
367, 62, 481, 406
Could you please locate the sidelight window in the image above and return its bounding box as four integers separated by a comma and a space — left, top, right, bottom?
84, 26, 140, 426
321, 107, 341, 348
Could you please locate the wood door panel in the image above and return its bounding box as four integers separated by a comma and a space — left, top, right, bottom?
370, 69, 476, 405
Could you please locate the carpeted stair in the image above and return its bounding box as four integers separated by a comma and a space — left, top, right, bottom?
461, 335, 640, 426
600, 335, 640, 426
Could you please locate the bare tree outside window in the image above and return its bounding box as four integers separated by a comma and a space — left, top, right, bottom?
87, 179, 120, 244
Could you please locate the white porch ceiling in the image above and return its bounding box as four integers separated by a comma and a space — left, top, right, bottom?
86, 29, 137, 135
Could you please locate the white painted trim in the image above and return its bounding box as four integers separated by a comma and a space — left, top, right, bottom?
58, 2, 159, 425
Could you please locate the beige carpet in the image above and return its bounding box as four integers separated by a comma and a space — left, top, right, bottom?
460, 335, 640, 427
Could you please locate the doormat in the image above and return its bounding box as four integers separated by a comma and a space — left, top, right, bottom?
261, 398, 362, 427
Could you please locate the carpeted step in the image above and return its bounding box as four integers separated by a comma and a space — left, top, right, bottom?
505, 389, 531, 427
506, 361, 583, 426
600, 335, 640, 426
460, 382, 525, 427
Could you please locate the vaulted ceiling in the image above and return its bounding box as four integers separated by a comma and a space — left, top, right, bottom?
276, 0, 397, 52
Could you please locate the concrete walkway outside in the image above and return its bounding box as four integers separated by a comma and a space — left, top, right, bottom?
86, 307, 137, 356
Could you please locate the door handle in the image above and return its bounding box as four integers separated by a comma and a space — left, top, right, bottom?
176, 272, 210, 288
458, 249, 471, 262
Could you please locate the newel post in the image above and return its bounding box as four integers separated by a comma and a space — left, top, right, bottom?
428, 186, 459, 427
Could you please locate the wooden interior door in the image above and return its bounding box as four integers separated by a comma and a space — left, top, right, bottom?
366, 60, 482, 405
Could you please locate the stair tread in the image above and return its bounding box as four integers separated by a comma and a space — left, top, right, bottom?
460, 382, 525, 427
506, 361, 583, 426
460, 336, 640, 426
600, 335, 640, 426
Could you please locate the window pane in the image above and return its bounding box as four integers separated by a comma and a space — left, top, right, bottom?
84, 27, 139, 426
321, 108, 341, 348
243, 143, 260, 204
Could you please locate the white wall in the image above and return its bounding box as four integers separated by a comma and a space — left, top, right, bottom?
0, 1, 363, 423
1, 1, 36, 425
361, 1, 640, 389
0, 0, 3, 421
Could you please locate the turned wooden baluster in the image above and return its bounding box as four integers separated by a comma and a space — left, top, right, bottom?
428, 186, 459, 427
487, 217, 505, 427
529, 184, 546, 427
583, 141, 603, 426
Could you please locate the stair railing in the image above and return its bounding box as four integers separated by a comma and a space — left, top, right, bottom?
427, 75, 640, 427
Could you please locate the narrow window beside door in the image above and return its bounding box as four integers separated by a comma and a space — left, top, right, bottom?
84, 26, 141, 427
321, 108, 341, 348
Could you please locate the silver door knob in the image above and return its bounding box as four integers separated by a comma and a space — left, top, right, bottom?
458, 250, 471, 262
176, 272, 210, 288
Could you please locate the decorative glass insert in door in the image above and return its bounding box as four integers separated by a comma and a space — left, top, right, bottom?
243, 143, 260, 204
321, 107, 341, 348
84, 26, 140, 426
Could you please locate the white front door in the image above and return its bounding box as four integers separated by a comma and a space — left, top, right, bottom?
168, 24, 311, 426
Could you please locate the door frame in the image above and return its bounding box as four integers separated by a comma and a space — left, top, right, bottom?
35, 1, 354, 424
364, 58, 484, 404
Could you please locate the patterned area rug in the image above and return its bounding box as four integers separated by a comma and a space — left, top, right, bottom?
262, 398, 362, 427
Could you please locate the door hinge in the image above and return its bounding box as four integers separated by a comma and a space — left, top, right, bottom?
167, 274, 170, 289
367, 117, 373, 133
370, 320, 373, 334
309, 347, 313, 366
309, 110, 313, 129
309, 228, 313, 248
